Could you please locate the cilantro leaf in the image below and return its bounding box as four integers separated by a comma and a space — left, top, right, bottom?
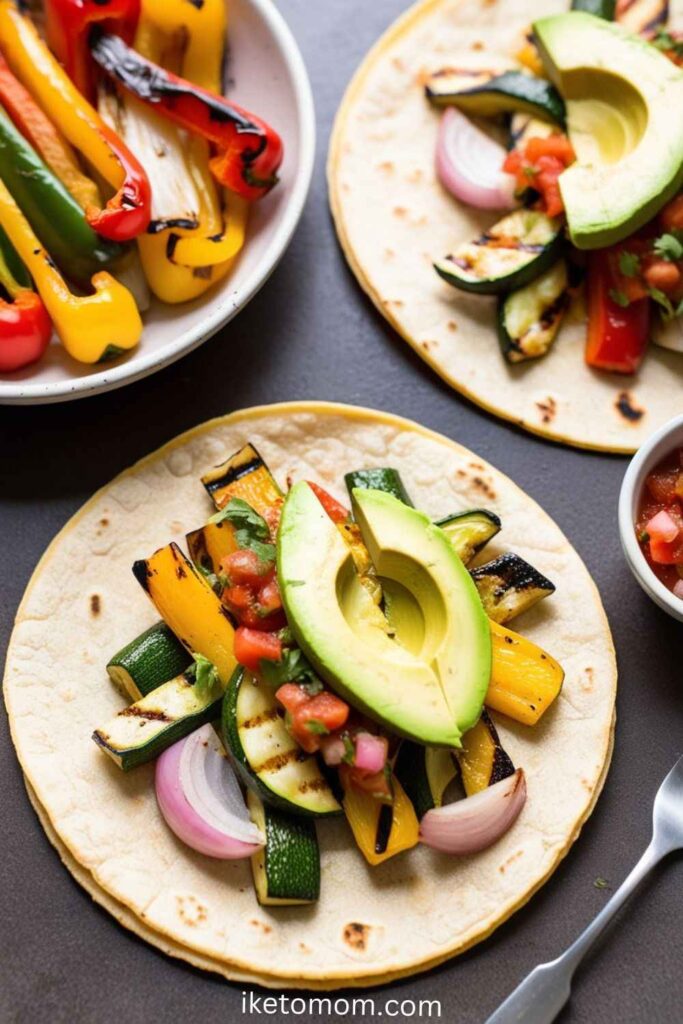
190, 652, 220, 696
609, 288, 630, 308
618, 251, 640, 278
649, 287, 675, 320
341, 734, 356, 765
653, 28, 683, 59
195, 562, 228, 594
305, 719, 329, 735
260, 647, 323, 695
653, 231, 683, 262
209, 498, 276, 565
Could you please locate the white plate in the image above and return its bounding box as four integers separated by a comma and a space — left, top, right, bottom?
0, 0, 315, 404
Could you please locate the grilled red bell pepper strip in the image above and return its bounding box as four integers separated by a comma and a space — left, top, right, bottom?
45, 0, 140, 102
90, 31, 283, 201
0, 0, 150, 241
585, 250, 651, 374
0, 224, 51, 372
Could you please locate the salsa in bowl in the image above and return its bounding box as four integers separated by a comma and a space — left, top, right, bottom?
620, 413, 683, 622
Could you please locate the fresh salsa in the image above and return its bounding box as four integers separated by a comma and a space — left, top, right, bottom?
636, 446, 683, 597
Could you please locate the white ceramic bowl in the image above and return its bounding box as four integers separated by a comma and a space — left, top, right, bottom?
619, 413, 683, 622
0, 0, 314, 404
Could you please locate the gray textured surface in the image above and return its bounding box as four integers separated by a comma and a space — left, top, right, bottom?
1, 2, 682, 1022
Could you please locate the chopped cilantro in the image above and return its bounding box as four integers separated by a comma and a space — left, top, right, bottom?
638, 530, 650, 544
305, 719, 329, 736
649, 287, 676, 321
609, 288, 630, 308
277, 626, 295, 646
653, 231, 683, 263
341, 734, 356, 765
209, 498, 275, 565
653, 28, 683, 59
195, 562, 228, 594
190, 652, 220, 696
618, 250, 640, 278
260, 647, 323, 695
594, 877, 611, 890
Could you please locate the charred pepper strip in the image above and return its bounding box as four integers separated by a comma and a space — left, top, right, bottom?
0, 0, 151, 241
0, 224, 51, 372
91, 31, 283, 201
45, 0, 140, 102
0, 179, 142, 364
138, 0, 248, 268
0, 104, 124, 290
0, 53, 99, 211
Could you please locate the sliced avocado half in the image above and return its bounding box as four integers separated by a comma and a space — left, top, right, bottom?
277, 483, 491, 748
534, 12, 683, 248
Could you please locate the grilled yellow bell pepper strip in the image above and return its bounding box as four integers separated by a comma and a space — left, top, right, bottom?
341, 772, 419, 866
486, 621, 565, 726
0, 0, 151, 241
0, 179, 141, 363
132, 0, 246, 292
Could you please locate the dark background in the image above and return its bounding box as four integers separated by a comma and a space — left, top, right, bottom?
1, 2, 682, 1022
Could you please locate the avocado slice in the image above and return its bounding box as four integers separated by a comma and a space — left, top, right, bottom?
534, 12, 683, 249
278, 483, 491, 748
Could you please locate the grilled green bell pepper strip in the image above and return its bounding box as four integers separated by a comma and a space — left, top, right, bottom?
0, 223, 52, 372
0, 103, 124, 289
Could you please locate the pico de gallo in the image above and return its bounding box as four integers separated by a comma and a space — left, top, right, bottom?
636, 446, 683, 598
219, 482, 393, 796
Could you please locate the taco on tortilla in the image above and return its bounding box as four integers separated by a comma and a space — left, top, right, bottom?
329, 0, 683, 452
4, 403, 616, 987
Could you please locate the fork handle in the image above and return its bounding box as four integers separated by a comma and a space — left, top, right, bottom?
485, 841, 662, 1024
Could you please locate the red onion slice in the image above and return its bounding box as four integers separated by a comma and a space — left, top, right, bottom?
419, 768, 527, 855
155, 725, 264, 859
436, 107, 517, 211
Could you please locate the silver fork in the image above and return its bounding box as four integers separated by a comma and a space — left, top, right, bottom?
485, 754, 683, 1024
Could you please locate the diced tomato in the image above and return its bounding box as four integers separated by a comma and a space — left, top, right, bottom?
502, 133, 575, 218
306, 481, 349, 524
649, 506, 683, 564
222, 583, 254, 611
525, 135, 576, 165
646, 468, 683, 505
660, 194, 683, 232
339, 763, 392, 800
233, 626, 282, 673
290, 692, 350, 753
275, 683, 310, 713
257, 577, 283, 615
221, 548, 273, 586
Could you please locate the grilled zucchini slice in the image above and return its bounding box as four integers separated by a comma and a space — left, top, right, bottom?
248, 792, 320, 905
435, 210, 564, 295
344, 468, 412, 505
435, 509, 502, 565
201, 442, 282, 512
222, 668, 341, 817
616, 0, 667, 37
471, 553, 556, 624
498, 260, 569, 364
394, 743, 457, 820
106, 621, 190, 700
457, 709, 515, 796
571, 0, 616, 18
426, 69, 565, 125
93, 670, 222, 771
